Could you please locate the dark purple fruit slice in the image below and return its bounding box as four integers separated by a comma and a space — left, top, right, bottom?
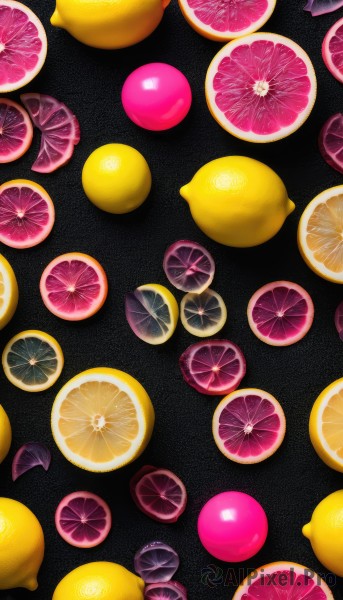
304, 0, 343, 15
335, 301, 343, 340
55, 491, 112, 548
134, 541, 179, 583
130, 465, 187, 523
163, 240, 215, 293
12, 442, 51, 481
319, 113, 343, 175
145, 581, 188, 599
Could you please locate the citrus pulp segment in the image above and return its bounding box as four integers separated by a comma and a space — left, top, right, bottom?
335, 301, 343, 340
213, 388, 286, 464
205, 33, 317, 142
309, 377, 343, 472
0, 254, 18, 330
305, 0, 343, 15
55, 491, 112, 548
125, 284, 179, 344
0, 99, 33, 163
322, 17, 343, 84
134, 541, 180, 583
130, 466, 187, 523
145, 581, 187, 599
180, 289, 227, 337
319, 113, 343, 174
163, 240, 215, 293
51, 368, 155, 472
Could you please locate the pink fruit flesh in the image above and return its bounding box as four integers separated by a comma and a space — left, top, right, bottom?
163, 240, 215, 293
240, 568, 330, 600
185, 0, 269, 33
130, 466, 187, 523
134, 541, 179, 583
179, 340, 246, 396
55, 491, 112, 548
12, 442, 51, 481
335, 301, 343, 341
322, 18, 343, 84
319, 113, 343, 174
145, 581, 188, 600
305, 0, 343, 16
0, 99, 32, 163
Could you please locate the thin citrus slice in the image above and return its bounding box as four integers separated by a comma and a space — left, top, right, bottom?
179, 339, 246, 396
0, 254, 18, 329
319, 113, 343, 175
247, 281, 314, 346
0, 99, 33, 163
125, 284, 179, 345
322, 17, 343, 84
335, 301, 343, 340
0, 0, 47, 93
40, 252, 108, 321
2, 330, 64, 392
178, 0, 276, 42
305, 0, 343, 15
21, 93, 80, 173
12, 442, 51, 481
309, 377, 343, 472
298, 185, 343, 283
134, 541, 179, 583
206, 33, 317, 143
51, 368, 155, 472
130, 466, 187, 523
163, 240, 215, 293
180, 289, 227, 337
55, 491, 112, 548
213, 388, 286, 464
0, 179, 55, 249
145, 581, 187, 600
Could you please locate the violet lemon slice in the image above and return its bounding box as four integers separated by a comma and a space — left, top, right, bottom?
0, 99, 33, 163
134, 541, 179, 583
12, 442, 51, 481
319, 113, 343, 175
130, 466, 187, 523
145, 581, 188, 600
55, 491, 112, 548
180, 288, 227, 337
125, 284, 178, 345
163, 240, 215, 293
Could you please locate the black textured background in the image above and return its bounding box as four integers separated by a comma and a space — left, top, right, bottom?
1, 1, 343, 598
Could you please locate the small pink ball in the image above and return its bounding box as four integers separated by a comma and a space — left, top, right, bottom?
197, 491, 268, 562
121, 63, 192, 131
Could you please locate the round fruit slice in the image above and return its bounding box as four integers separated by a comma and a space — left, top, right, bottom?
21, 93, 80, 173
298, 185, 343, 283
335, 301, 343, 341
130, 466, 187, 523
180, 288, 227, 337
179, 339, 246, 396
178, 0, 276, 41
51, 368, 155, 472
206, 33, 317, 143
0, 0, 47, 93
145, 581, 188, 600
319, 113, 343, 175
233, 562, 333, 600
309, 377, 343, 472
40, 252, 108, 321
134, 541, 180, 583
247, 281, 314, 346
0, 180, 55, 249
163, 240, 215, 293
322, 17, 343, 84
55, 491, 112, 548
0, 254, 18, 329
0, 99, 33, 163
213, 388, 286, 464
2, 330, 64, 392
125, 284, 179, 345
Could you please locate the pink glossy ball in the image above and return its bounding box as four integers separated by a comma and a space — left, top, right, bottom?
198, 492, 268, 563
121, 63, 192, 131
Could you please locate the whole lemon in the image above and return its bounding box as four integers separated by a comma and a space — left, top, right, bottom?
51, 0, 171, 49
0, 497, 44, 590
82, 144, 152, 215
53, 562, 144, 600
0, 405, 11, 464
180, 156, 295, 247
303, 490, 343, 577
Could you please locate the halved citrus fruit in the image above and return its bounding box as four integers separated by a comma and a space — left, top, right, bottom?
309, 377, 343, 472
213, 388, 286, 464
51, 368, 155, 472
322, 17, 343, 84
130, 465, 187, 523
205, 33, 317, 143
319, 113, 343, 175
40, 252, 108, 321
0, 99, 33, 163
55, 491, 112, 548
298, 185, 343, 283
0, 0, 47, 93
178, 0, 276, 41
163, 240, 215, 293
2, 330, 64, 392
180, 288, 227, 337
134, 541, 180, 583
0, 254, 18, 329
0, 180, 55, 249
125, 284, 179, 345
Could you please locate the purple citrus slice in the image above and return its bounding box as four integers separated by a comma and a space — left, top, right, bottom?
55, 491, 112, 548
334, 301, 343, 341
179, 339, 246, 396
305, 0, 343, 15
247, 281, 314, 346
180, 288, 227, 337
0, 99, 33, 163
0, 180, 55, 249
21, 93, 80, 173
40, 252, 108, 321
205, 33, 317, 143
322, 17, 343, 84
125, 284, 179, 345
163, 240, 215, 293
12, 442, 51, 481
213, 388, 286, 464
145, 581, 188, 600
134, 541, 179, 583
178, 0, 276, 41
130, 465, 187, 523
319, 113, 343, 175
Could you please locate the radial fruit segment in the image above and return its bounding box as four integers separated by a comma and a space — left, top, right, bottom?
125, 284, 179, 344
145, 581, 188, 600
0, 99, 33, 163
319, 113, 343, 175
309, 377, 343, 472
163, 240, 215, 293
55, 491, 112, 548
335, 301, 343, 340
0, 254, 18, 330
305, 0, 343, 16
12, 442, 51, 481
322, 17, 343, 83
180, 289, 227, 337
134, 541, 180, 583
130, 465, 187, 523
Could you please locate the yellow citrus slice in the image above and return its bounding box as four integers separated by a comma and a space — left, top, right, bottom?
180, 288, 227, 337
309, 377, 343, 472
51, 368, 155, 472
0, 404, 12, 464
125, 283, 179, 344
298, 185, 343, 283
0, 254, 18, 329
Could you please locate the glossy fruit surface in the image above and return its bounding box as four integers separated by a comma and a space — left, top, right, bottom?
322, 17, 343, 83
163, 240, 215, 293
55, 491, 112, 548
0, 99, 33, 163
309, 377, 343, 472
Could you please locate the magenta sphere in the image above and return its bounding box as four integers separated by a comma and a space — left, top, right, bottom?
197, 491, 268, 562
121, 62, 192, 131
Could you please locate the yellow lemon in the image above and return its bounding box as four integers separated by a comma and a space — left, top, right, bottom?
303, 490, 343, 577
51, 0, 171, 49
0, 255, 18, 330
0, 406, 11, 464
53, 562, 144, 600
126, 283, 179, 344
180, 156, 295, 247
82, 144, 152, 214
0, 497, 44, 590
309, 377, 343, 472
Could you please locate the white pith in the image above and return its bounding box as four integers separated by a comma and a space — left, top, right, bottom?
315, 379, 343, 465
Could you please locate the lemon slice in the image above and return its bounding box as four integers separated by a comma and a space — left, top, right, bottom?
0, 254, 18, 329
2, 330, 64, 392
298, 185, 343, 283
0, 404, 12, 464
51, 368, 155, 472
309, 377, 343, 472
180, 288, 227, 337
125, 283, 179, 344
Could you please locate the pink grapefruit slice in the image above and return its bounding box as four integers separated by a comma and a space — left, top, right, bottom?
178, 0, 276, 42
319, 113, 343, 175
130, 465, 187, 523
247, 281, 314, 346
0, 0, 47, 93
0, 180, 55, 249
322, 17, 343, 84
0, 99, 33, 163
163, 240, 215, 293
55, 491, 112, 548
40, 252, 108, 321
205, 33, 317, 143
213, 388, 286, 464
